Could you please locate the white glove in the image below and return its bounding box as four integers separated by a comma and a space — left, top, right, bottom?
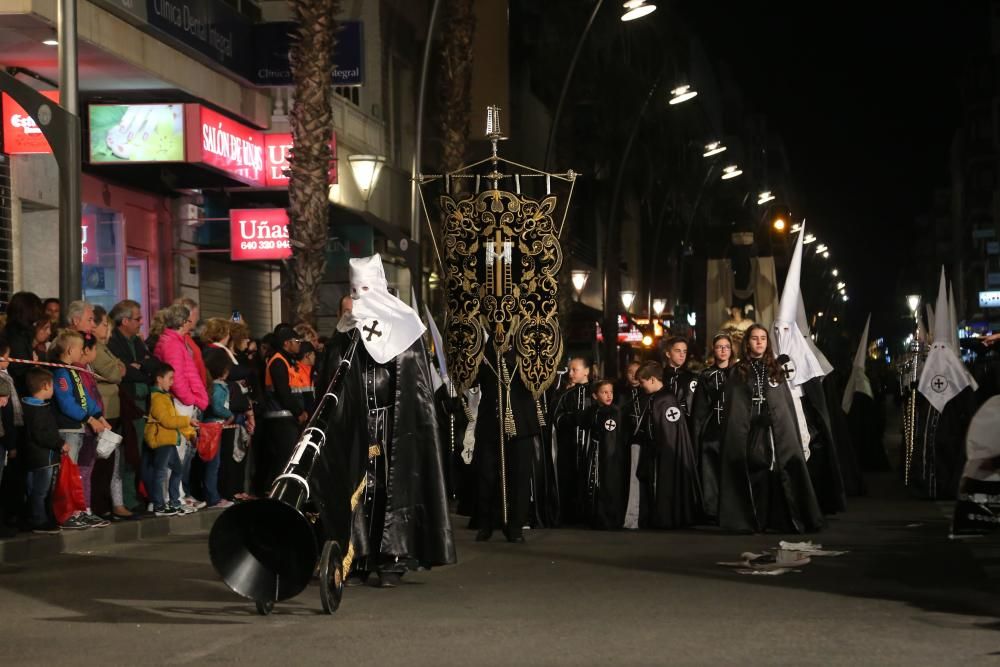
335, 309, 361, 334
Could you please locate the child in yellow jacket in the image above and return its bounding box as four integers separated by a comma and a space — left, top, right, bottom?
145, 363, 198, 516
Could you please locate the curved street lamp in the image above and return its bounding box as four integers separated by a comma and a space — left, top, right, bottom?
571, 269, 590, 299
621, 0, 657, 21
703, 141, 726, 157
669, 85, 698, 105
348, 154, 387, 202
720, 164, 742, 180
620, 290, 637, 311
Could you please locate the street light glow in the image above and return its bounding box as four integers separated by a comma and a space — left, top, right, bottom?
347, 154, 387, 202
758, 191, 776, 205
571, 269, 590, 295
620, 290, 637, 311
906, 294, 920, 312
842, 295, 849, 302
836, 281, 846, 290
652, 298, 666, 316
721, 165, 742, 180
815, 244, 828, 253
669, 85, 698, 105
703, 141, 727, 157
773, 217, 786, 231
803, 233, 817, 244
621, 0, 657, 21
790, 223, 802, 233
832, 268, 839, 276
42, 39, 58, 46
822, 251, 830, 258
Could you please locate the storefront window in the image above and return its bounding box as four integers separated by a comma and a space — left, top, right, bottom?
82, 204, 125, 313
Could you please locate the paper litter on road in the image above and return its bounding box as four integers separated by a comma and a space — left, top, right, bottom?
734, 568, 801, 576
779, 540, 821, 551
778, 541, 848, 557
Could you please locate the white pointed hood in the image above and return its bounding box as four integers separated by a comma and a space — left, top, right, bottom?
841, 314, 874, 413
336, 254, 426, 364
772, 221, 826, 387
947, 280, 960, 353
796, 296, 834, 376
918, 266, 977, 412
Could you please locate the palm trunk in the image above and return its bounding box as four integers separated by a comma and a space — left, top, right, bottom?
435, 0, 476, 183
287, 0, 340, 326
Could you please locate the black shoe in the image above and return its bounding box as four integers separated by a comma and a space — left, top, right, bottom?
505, 529, 525, 544
475, 528, 493, 542
377, 571, 403, 588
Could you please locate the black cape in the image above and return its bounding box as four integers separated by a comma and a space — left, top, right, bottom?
798, 378, 848, 514
719, 371, 824, 534
822, 371, 866, 496
312, 334, 456, 567
578, 404, 629, 529
690, 365, 732, 521
638, 389, 701, 529
552, 384, 592, 525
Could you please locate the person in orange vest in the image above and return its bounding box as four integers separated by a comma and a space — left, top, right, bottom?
262, 326, 307, 487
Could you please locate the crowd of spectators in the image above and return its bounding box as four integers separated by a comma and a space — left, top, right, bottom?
0, 291, 325, 536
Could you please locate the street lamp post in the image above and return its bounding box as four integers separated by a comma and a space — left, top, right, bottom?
602, 64, 695, 379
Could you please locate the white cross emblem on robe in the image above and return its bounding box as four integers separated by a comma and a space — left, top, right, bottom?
604, 419, 617, 432
665, 407, 681, 423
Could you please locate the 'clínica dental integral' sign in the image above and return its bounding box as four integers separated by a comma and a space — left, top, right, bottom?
2, 91, 60, 154
229, 208, 291, 261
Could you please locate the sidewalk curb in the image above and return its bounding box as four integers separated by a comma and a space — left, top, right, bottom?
0, 510, 221, 564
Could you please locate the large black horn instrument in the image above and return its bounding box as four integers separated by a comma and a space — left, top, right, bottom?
209, 330, 360, 614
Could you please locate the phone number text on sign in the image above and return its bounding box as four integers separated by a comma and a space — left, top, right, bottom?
240, 239, 291, 251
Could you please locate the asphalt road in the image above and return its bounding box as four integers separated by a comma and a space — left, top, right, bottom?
0, 469, 997, 666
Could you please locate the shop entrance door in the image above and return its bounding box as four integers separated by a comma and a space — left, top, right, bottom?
127, 257, 150, 337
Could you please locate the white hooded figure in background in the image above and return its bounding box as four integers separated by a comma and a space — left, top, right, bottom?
773, 222, 828, 390
918, 266, 977, 413
337, 254, 426, 364
771, 221, 849, 512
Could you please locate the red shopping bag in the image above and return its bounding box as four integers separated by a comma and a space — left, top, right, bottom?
53, 454, 87, 525
196, 422, 223, 462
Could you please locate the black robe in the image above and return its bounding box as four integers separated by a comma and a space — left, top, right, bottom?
910, 387, 975, 500
822, 371, 865, 496
719, 364, 824, 534
798, 378, 848, 514
847, 392, 889, 472
552, 384, 593, 525
434, 385, 478, 515
577, 404, 629, 529
664, 366, 699, 416
690, 365, 732, 521
311, 334, 456, 569
637, 389, 701, 529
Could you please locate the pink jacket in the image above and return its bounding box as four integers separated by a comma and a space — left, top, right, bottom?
154, 328, 209, 411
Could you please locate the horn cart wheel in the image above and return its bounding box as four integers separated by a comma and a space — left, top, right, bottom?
255, 599, 274, 616
319, 540, 345, 614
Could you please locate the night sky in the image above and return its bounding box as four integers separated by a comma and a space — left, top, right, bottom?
680, 1, 988, 340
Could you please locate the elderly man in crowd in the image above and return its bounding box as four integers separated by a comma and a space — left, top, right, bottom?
66, 300, 96, 334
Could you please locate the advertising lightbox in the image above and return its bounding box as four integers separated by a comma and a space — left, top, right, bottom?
88, 103, 186, 163
187, 105, 265, 187
2, 91, 60, 154
230, 208, 291, 261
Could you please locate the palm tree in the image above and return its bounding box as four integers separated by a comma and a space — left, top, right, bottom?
434, 0, 476, 185
287, 0, 340, 326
